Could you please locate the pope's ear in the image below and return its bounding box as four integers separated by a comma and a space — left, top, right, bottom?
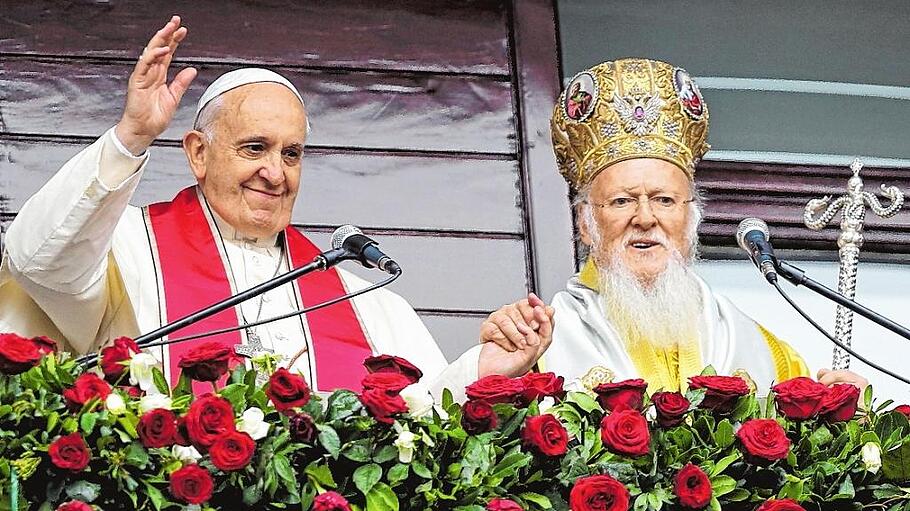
183, 130, 207, 181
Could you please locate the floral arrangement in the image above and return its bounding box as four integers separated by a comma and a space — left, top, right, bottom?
1, 332, 910, 511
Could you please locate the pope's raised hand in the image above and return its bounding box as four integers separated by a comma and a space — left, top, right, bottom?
115, 16, 197, 155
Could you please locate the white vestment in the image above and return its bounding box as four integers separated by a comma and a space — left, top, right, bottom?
0, 128, 477, 401
541, 270, 806, 394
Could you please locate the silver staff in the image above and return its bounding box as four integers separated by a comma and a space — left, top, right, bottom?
804, 158, 903, 369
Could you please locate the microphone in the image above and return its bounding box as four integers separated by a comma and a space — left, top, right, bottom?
331, 225, 401, 274
736, 218, 778, 283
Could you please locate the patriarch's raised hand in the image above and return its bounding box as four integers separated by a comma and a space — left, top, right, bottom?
477, 293, 555, 377
115, 16, 197, 155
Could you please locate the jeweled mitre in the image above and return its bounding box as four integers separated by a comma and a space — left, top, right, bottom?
551, 58, 711, 191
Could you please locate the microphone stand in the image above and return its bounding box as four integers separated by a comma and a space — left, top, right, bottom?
775, 260, 910, 342
76, 248, 353, 366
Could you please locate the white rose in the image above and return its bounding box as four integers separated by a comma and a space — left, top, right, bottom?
393, 427, 418, 464
172, 445, 202, 462
105, 393, 126, 415
140, 393, 173, 413
402, 390, 435, 419
862, 442, 882, 474
237, 407, 270, 440
129, 353, 160, 393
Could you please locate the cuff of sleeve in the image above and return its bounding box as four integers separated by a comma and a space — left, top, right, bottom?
109, 126, 148, 159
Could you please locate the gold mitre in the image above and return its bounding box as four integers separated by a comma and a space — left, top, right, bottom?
551, 58, 710, 191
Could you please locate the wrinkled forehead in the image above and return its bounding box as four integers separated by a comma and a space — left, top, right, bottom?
591, 158, 692, 195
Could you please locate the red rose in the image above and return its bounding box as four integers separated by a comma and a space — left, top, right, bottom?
600, 408, 650, 457
360, 388, 408, 424
594, 378, 647, 412
688, 375, 750, 413
289, 412, 317, 443
56, 501, 92, 511
893, 404, 910, 417
520, 414, 569, 457
569, 474, 630, 511
63, 373, 112, 410
174, 415, 191, 447
184, 394, 236, 448
48, 433, 90, 472
771, 377, 828, 420
178, 341, 234, 382
210, 430, 256, 471
462, 400, 498, 434
265, 368, 311, 413
169, 464, 214, 504
736, 419, 790, 462
817, 384, 860, 423
755, 499, 806, 511
652, 391, 691, 428
31, 335, 58, 355
519, 372, 566, 403
674, 463, 712, 509
313, 491, 352, 511
100, 336, 139, 383
0, 332, 42, 374
465, 375, 526, 405
364, 354, 423, 385
138, 408, 178, 448
487, 498, 523, 511
361, 372, 412, 394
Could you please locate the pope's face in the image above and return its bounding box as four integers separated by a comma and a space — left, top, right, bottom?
187, 83, 307, 238
580, 158, 693, 282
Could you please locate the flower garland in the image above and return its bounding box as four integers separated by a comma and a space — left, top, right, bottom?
1, 332, 909, 511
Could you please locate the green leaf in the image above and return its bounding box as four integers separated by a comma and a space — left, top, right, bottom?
273, 454, 297, 491
317, 425, 342, 459
151, 367, 170, 396
709, 453, 739, 477
172, 372, 193, 399
778, 478, 804, 500
864, 384, 874, 412
700, 365, 718, 376
412, 460, 432, 479
373, 445, 399, 464
809, 425, 834, 449
305, 462, 337, 489
713, 419, 734, 448
65, 480, 101, 503
711, 475, 737, 497
124, 442, 149, 469
365, 482, 399, 511
831, 475, 855, 499
46, 411, 59, 434
489, 450, 532, 481
567, 391, 600, 413
883, 442, 910, 482
80, 412, 98, 436
142, 482, 166, 511
519, 492, 552, 509
326, 390, 362, 421
387, 463, 409, 484
342, 440, 373, 462
354, 463, 382, 495
242, 481, 264, 506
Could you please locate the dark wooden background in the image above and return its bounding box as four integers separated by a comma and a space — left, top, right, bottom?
0, 0, 575, 360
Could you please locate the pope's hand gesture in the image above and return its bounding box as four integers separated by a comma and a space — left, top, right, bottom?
115, 16, 197, 155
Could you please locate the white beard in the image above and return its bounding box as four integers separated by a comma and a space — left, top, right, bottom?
596, 242, 703, 350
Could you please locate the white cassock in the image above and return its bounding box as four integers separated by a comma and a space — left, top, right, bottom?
0, 128, 477, 402
539, 260, 808, 395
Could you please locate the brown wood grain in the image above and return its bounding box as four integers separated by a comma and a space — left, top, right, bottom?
0, 59, 516, 154
0, 140, 524, 233
0, 0, 510, 75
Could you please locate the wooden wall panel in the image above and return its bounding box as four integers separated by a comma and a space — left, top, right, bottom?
697, 161, 910, 258
0, 0, 511, 75
0, 141, 523, 233
0, 0, 568, 361
0, 59, 516, 154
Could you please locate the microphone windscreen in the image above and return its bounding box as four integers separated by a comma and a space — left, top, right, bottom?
736, 218, 770, 252
331, 224, 363, 250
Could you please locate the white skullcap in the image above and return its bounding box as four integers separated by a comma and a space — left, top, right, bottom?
193, 68, 305, 127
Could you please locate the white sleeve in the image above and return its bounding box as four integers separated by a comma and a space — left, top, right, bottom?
4, 127, 147, 345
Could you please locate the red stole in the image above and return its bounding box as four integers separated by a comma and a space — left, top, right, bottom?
144, 187, 371, 392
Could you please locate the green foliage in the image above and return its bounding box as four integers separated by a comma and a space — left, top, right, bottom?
1, 351, 909, 510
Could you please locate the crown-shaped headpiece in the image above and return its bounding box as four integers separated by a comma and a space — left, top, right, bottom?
551, 58, 710, 191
